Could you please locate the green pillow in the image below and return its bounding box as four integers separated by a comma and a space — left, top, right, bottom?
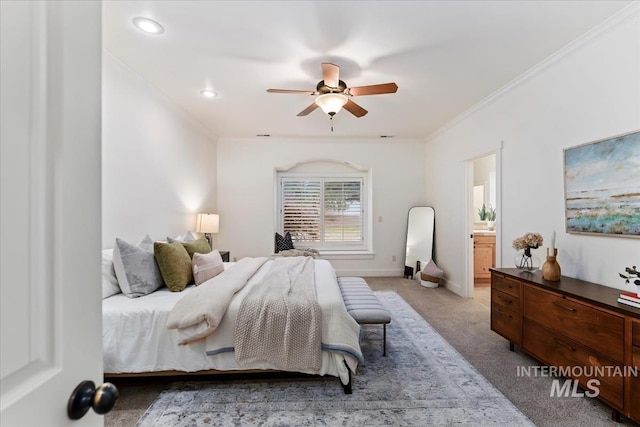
154, 242, 193, 292
181, 237, 212, 258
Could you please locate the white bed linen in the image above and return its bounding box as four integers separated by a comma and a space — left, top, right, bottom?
103, 260, 359, 384
204, 259, 361, 384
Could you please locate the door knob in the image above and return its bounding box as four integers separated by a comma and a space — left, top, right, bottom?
67, 380, 119, 420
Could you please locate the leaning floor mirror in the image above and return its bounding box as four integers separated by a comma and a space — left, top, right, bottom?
404, 206, 435, 279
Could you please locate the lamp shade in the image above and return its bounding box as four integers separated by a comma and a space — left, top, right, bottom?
196, 213, 219, 234
315, 93, 348, 115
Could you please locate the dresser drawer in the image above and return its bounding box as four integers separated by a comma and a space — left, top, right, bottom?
633, 321, 640, 346
523, 320, 623, 410
491, 289, 520, 312
491, 273, 520, 298
523, 285, 624, 362
491, 304, 521, 345
629, 346, 640, 420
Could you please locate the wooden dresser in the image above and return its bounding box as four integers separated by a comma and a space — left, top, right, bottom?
491, 268, 640, 422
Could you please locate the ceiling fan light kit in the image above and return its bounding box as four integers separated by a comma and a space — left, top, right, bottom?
267, 62, 398, 130
315, 93, 348, 116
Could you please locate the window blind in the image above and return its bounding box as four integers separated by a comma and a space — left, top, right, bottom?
282, 179, 322, 242
281, 177, 363, 245
324, 181, 362, 242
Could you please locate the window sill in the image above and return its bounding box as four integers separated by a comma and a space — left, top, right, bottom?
320, 250, 375, 260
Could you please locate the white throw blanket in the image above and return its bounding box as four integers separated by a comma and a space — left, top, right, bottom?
203, 259, 363, 382
166, 257, 268, 344
234, 257, 322, 372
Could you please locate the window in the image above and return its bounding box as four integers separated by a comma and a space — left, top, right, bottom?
278, 174, 368, 251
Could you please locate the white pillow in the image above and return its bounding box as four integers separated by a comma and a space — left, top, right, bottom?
101, 249, 121, 299
192, 249, 224, 286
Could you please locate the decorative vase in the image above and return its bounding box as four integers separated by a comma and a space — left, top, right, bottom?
542, 248, 561, 281
515, 247, 540, 271
486, 220, 496, 231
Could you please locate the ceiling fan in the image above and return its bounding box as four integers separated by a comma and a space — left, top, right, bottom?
267, 62, 398, 119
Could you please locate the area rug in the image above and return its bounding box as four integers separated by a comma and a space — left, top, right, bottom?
137, 291, 533, 426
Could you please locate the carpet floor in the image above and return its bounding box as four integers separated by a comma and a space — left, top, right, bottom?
134, 291, 532, 426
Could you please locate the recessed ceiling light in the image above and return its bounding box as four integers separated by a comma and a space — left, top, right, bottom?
132, 17, 164, 35
200, 90, 218, 98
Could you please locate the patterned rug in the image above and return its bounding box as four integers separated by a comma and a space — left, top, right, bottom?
137, 291, 533, 426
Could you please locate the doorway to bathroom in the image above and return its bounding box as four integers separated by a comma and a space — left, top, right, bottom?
466, 152, 500, 298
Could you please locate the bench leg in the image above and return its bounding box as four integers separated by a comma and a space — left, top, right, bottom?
383, 323, 387, 357
342, 362, 353, 394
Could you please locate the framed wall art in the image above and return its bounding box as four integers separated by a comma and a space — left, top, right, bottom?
564, 129, 640, 238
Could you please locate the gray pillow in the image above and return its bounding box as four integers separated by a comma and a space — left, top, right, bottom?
166, 230, 197, 243
113, 237, 164, 298
138, 234, 154, 251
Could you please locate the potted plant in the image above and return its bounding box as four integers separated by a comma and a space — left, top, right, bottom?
478, 204, 496, 230
477, 204, 488, 222
486, 206, 496, 231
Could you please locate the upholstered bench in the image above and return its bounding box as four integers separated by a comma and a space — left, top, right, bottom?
337, 277, 392, 356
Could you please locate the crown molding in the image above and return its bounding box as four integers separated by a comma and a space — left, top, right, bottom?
425, 2, 640, 143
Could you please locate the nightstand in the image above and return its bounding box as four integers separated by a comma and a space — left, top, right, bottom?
219, 251, 230, 262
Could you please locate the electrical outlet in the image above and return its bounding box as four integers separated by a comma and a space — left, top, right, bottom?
233, 257, 238, 262
392, 255, 396, 262
378, 216, 383, 222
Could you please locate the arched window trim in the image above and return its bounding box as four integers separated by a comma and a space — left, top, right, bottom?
274, 159, 373, 255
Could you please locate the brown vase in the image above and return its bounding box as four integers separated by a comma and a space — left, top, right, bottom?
542, 249, 561, 281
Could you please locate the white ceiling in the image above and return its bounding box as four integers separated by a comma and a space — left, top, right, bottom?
103, 1, 631, 139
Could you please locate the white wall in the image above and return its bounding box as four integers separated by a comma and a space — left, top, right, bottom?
102, 52, 218, 248
426, 5, 640, 294
217, 137, 427, 276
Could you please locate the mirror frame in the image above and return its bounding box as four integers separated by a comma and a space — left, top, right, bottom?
404, 206, 435, 278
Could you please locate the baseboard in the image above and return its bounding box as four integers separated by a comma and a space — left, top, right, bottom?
444, 279, 465, 297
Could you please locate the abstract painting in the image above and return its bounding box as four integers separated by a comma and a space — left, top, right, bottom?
564, 130, 640, 237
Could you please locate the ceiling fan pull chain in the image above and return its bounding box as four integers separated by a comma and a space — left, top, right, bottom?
330, 116, 334, 132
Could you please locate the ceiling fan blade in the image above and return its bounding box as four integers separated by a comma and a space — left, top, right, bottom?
348, 82, 398, 96
321, 63, 340, 88
267, 89, 316, 95
343, 99, 368, 117
297, 102, 319, 116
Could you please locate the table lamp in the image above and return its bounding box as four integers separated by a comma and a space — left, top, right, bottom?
196, 213, 219, 247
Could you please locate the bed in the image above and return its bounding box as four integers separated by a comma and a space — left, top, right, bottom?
103, 257, 363, 392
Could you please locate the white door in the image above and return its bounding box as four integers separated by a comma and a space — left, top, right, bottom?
1, 1, 105, 426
